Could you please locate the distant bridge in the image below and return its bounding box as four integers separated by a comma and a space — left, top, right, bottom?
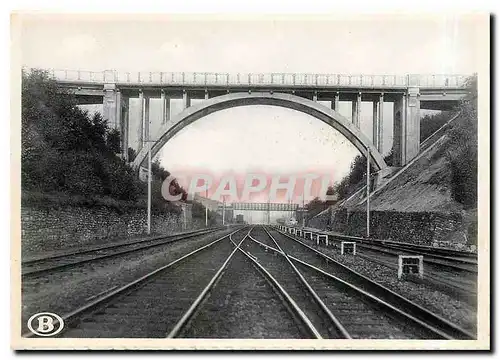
46, 68, 472, 170
219, 202, 300, 212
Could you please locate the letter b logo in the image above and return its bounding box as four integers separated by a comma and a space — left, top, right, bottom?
27, 312, 64, 337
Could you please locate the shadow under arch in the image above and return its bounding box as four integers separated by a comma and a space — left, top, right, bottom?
132, 92, 387, 171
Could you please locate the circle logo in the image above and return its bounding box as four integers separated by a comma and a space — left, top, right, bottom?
27, 312, 64, 337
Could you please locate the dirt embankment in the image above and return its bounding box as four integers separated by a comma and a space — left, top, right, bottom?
312, 122, 477, 249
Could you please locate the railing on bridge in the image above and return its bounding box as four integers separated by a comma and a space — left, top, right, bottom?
38, 68, 470, 89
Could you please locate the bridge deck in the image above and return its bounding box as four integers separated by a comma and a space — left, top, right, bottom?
46, 69, 469, 90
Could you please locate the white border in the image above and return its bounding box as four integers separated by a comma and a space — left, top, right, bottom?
4, 2, 495, 357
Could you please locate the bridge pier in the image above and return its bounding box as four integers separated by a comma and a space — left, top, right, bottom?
406, 87, 421, 162
331, 92, 339, 111
103, 83, 119, 130
161, 90, 170, 124
183, 90, 191, 109
372, 93, 384, 153
351, 92, 361, 127
144, 96, 151, 144
392, 89, 420, 166
120, 95, 129, 160
137, 90, 144, 152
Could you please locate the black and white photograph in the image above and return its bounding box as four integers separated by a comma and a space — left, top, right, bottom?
10, 11, 490, 350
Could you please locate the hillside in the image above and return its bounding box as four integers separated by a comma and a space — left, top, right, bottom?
351, 135, 463, 213
308, 104, 478, 249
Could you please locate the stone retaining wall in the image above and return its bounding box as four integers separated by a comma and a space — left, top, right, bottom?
310, 208, 469, 249
21, 204, 196, 255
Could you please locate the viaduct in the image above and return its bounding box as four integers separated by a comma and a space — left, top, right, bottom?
49, 69, 470, 172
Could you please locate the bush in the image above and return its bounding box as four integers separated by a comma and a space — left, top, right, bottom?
21, 68, 240, 219
446, 75, 478, 208
420, 111, 453, 142
21, 69, 169, 208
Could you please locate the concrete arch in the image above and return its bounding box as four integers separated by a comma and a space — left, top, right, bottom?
132, 92, 387, 171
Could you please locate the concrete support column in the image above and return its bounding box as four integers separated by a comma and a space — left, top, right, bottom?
378, 93, 384, 153
313, 91, 318, 102
144, 96, 150, 143
183, 90, 191, 109
103, 83, 119, 129
161, 90, 170, 124
405, 87, 421, 162
372, 93, 384, 153
351, 92, 361, 127
137, 90, 144, 152
205, 89, 209, 100
114, 90, 122, 131
372, 101, 379, 150
392, 94, 406, 166
331, 92, 340, 111
120, 96, 130, 161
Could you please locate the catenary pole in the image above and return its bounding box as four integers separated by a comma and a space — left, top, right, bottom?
366, 146, 370, 238
147, 140, 152, 235
205, 183, 208, 227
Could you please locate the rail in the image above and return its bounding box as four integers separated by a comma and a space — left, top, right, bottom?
273, 227, 475, 340
21, 227, 227, 277
27, 68, 471, 88
252, 235, 455, 339
166, 228, 250, 338
260, 227, 351, 338
22, 227, 247, 338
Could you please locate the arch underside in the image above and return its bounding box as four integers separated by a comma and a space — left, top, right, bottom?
132, 92, 387, 172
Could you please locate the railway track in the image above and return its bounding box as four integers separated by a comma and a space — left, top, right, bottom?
169, 230, 313, 339
22, 224, 476, 339
242, 229, 350, 339
303, 229, 477, 273
168, 227, 335, 339
266, 226, 475, 340
300, 229, 478, 258
25, 226, 324, 339
23, 227, 247, 338
344, 240, 477, 273
284, 227, 477, 302
353, 246, 477, 303
22, 227, 227, 277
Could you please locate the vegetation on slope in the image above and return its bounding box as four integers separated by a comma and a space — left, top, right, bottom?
420, 111, 453, 142
446, 76, 477, 208
21, 69, 215, 221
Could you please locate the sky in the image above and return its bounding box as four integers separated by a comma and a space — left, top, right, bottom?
19, 14, 482, 205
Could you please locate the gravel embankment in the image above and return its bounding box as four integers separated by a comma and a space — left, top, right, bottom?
181, 250, 305, 339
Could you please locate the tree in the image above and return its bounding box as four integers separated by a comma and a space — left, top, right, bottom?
22, 69, 141, 202
127, 147, 137, 162
107, 129, 121, 154
333, 155, 372, 200
420, 111, 453, 142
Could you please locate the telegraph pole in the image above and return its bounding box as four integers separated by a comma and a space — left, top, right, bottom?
366, 146, 370, 238
183, 203, 187, 230
267, 197, 270, 224
302, 193, 305, 228
147, 140, 152, 234
222, 196, 226, 225
145, 99, 152, 235
205, 183, 208, 227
